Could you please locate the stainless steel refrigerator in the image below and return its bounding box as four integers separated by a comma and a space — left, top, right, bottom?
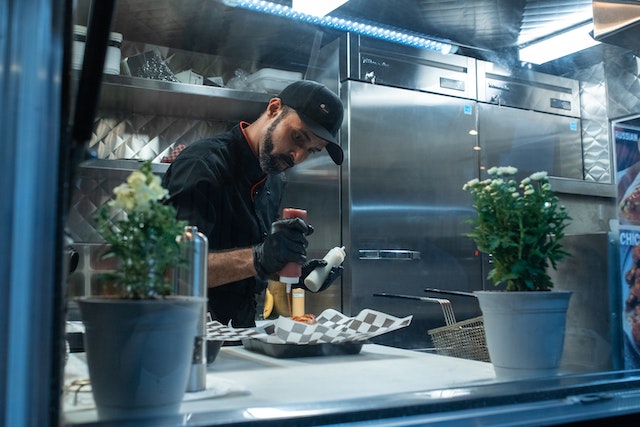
305, 34, 482, 350
342, 80, 482, 349
299, 34, 585, 350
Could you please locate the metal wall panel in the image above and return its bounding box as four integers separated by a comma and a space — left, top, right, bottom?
346, 35, 478, 100
478, 103, 584, 181
605, 49, 640, 121
578, 63, 611, 183
477, 60, 581, 118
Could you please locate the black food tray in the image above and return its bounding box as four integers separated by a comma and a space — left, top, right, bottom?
242, 339, 364, 358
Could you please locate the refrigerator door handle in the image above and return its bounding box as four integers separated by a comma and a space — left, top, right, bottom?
358, 249, 421, 260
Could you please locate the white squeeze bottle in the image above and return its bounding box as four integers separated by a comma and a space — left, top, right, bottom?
304, 246, 346, 292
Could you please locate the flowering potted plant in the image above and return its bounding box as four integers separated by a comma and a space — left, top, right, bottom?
94, 160, 186, 298
76, 160, 205, 420
463, 166, 573, 380
463, 166, 571, 291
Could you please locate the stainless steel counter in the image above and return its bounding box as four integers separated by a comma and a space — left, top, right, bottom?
63, 344, 496, 425
62, 343, 640, 426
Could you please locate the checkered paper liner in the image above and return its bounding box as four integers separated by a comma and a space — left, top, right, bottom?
206, 309, 412, 345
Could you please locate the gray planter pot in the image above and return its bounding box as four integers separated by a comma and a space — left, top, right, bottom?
77, 296, 206, 420
475, 290, 572, 380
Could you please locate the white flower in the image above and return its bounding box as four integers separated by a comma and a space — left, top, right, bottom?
462, 178, 479, 190
496, 166, 518, 176
110, 183, 136, 211
109, 169, 169, 213
95, 160, 185, 299
149, 175, 168, 200
530, 171, 548, 181
127, 170, 147, 190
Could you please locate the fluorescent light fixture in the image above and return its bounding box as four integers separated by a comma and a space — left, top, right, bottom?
292, 0, 349, 17
519, 21, 600, 65
226, 0, 455, 54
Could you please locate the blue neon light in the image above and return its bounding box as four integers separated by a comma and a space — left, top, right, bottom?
232, 0, 455, 54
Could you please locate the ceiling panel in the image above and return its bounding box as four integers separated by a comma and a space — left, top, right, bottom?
81, 0, 608, 74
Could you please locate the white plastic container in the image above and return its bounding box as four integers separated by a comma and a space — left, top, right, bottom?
72, 25, 87, 71
103, 31, 123, 75
304, 246, 346, 292
72, 25, 122, 75
175, 69, 204, 85
245, 68, 302, 94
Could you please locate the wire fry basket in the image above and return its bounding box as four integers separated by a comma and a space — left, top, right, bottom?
426, 298, 489, 362
372, 292, 489, 362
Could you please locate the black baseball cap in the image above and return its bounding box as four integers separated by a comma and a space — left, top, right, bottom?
278, 80, 344, 165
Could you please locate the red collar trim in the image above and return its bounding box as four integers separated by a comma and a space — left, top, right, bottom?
242, 121, 266, 203
250, 176, 268, 203
239, 121, 256, 157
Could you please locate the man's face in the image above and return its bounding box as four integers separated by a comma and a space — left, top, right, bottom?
259, 107, 328, 174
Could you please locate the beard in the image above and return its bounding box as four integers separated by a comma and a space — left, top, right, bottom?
259, 111, 295, 174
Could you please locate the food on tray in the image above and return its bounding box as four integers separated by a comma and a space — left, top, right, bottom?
291, 313, 317, 324
624, 246, 640, 348
633, 306, 640, 349
625, 246, 640, 312
620, 175, 640, 223
207, 308, 412, 346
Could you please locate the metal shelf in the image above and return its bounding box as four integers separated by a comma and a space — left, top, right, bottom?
97, 73, 272, 121
549, 177, 616, 198
77, 158, 169, 174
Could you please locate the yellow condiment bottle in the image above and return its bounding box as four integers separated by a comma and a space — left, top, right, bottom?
291, 288, 305, 318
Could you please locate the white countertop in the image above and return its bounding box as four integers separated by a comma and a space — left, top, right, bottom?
63, 344, 496, 424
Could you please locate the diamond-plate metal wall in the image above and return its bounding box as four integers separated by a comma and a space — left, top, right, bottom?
89, 113, 228, 160
605, 49, 640, 121
579, 64, 610, 183
68, 114, 228, 244
66, 114, 229, 300
558, 44, 640, 184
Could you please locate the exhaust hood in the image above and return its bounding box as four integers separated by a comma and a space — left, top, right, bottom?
592, 0, 640, 51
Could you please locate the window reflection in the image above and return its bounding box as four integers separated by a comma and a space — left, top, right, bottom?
64, 0, 640, 424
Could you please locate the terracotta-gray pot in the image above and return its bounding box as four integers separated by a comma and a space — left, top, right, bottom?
77, 296, 206, 420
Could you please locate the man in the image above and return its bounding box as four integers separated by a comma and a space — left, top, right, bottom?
162, 80, 344, 327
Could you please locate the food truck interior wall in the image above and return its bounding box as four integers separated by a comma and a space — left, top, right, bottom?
1, 0, 629, 425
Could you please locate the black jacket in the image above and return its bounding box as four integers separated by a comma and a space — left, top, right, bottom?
162, 123, 283, 326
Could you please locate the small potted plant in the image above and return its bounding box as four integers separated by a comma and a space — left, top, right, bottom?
463, 166, 572, 380
76, 160, 205, 420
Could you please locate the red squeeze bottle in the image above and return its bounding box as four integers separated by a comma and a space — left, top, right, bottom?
278, 208, 307, 291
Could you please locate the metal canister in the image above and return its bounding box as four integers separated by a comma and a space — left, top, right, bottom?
176, 225, 208, 392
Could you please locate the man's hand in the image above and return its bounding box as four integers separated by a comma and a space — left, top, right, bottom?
298, 259, 344, 292
253, 218, 311, 279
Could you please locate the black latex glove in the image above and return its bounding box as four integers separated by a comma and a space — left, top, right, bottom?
253, 218, 312, 280
297, 259, 344, 292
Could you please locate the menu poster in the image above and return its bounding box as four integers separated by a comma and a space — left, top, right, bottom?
619, 229, 640, 368
616, 124, 640, 226
615, 123, 640, 368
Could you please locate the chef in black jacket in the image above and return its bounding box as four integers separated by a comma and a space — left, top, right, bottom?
162, 80, 344, 327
